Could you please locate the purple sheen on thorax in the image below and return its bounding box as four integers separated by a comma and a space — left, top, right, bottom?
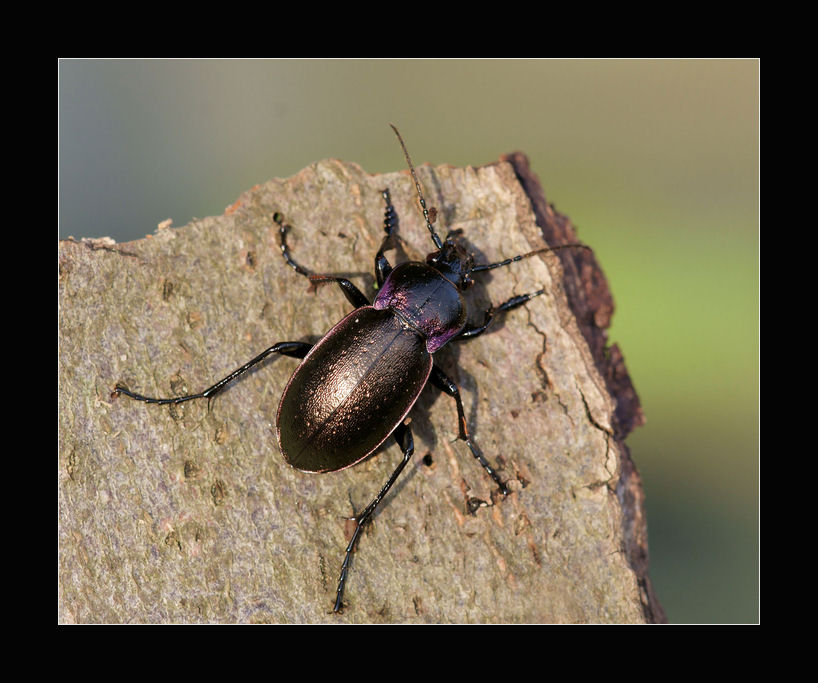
373, 277, 398, 310
374, 280, 463, 353
373, 262, 467, 354
424, 322, 461, 353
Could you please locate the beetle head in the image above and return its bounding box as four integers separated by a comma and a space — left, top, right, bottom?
426, 231, 475, 289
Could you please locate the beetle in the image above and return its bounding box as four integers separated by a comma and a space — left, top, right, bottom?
113, 125, 588, 613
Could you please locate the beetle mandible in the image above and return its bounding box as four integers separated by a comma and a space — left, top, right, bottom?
114, 124, 588, 613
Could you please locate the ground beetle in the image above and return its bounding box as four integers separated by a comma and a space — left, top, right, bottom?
114, 125, 588, 613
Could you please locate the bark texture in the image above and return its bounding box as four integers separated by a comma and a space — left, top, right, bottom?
58, 155, 665, 623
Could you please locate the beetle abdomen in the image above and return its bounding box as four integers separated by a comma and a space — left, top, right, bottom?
276, 306, 432, 473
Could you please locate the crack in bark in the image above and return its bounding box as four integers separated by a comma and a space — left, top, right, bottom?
65, 236, 143, 259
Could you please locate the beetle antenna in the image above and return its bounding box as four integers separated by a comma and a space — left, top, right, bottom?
390, 124, 444, 250
471, 243, 591, 273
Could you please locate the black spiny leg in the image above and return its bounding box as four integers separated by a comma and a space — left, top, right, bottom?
457, 289, 547, 340
375, 189, 398, 288
463, 243, 592, 338
275, 212, 370, 308
429, 365, 510, 496
113, 341, 312, 405
334, 421, 415, 613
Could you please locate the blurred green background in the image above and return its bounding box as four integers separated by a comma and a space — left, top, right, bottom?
58, 59, 759, 623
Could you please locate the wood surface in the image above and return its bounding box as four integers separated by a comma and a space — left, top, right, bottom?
58, 153, 664, 623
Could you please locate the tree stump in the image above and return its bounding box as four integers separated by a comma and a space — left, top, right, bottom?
58, 154, 665, 623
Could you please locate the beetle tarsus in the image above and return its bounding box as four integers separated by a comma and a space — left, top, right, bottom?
376, 189, 398, 287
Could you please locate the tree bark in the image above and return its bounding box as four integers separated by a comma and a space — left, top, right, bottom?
58, 155, 665, 623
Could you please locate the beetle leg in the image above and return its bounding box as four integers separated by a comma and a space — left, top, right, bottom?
334, 421, 414, 613
113, 341, 312, 405
375, 189, 398, 288
456, 288, 546, 340
304, 275, 371, 308
275, 212, 313, 278
275, 212, 371, 308
429, 365, 510, 496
